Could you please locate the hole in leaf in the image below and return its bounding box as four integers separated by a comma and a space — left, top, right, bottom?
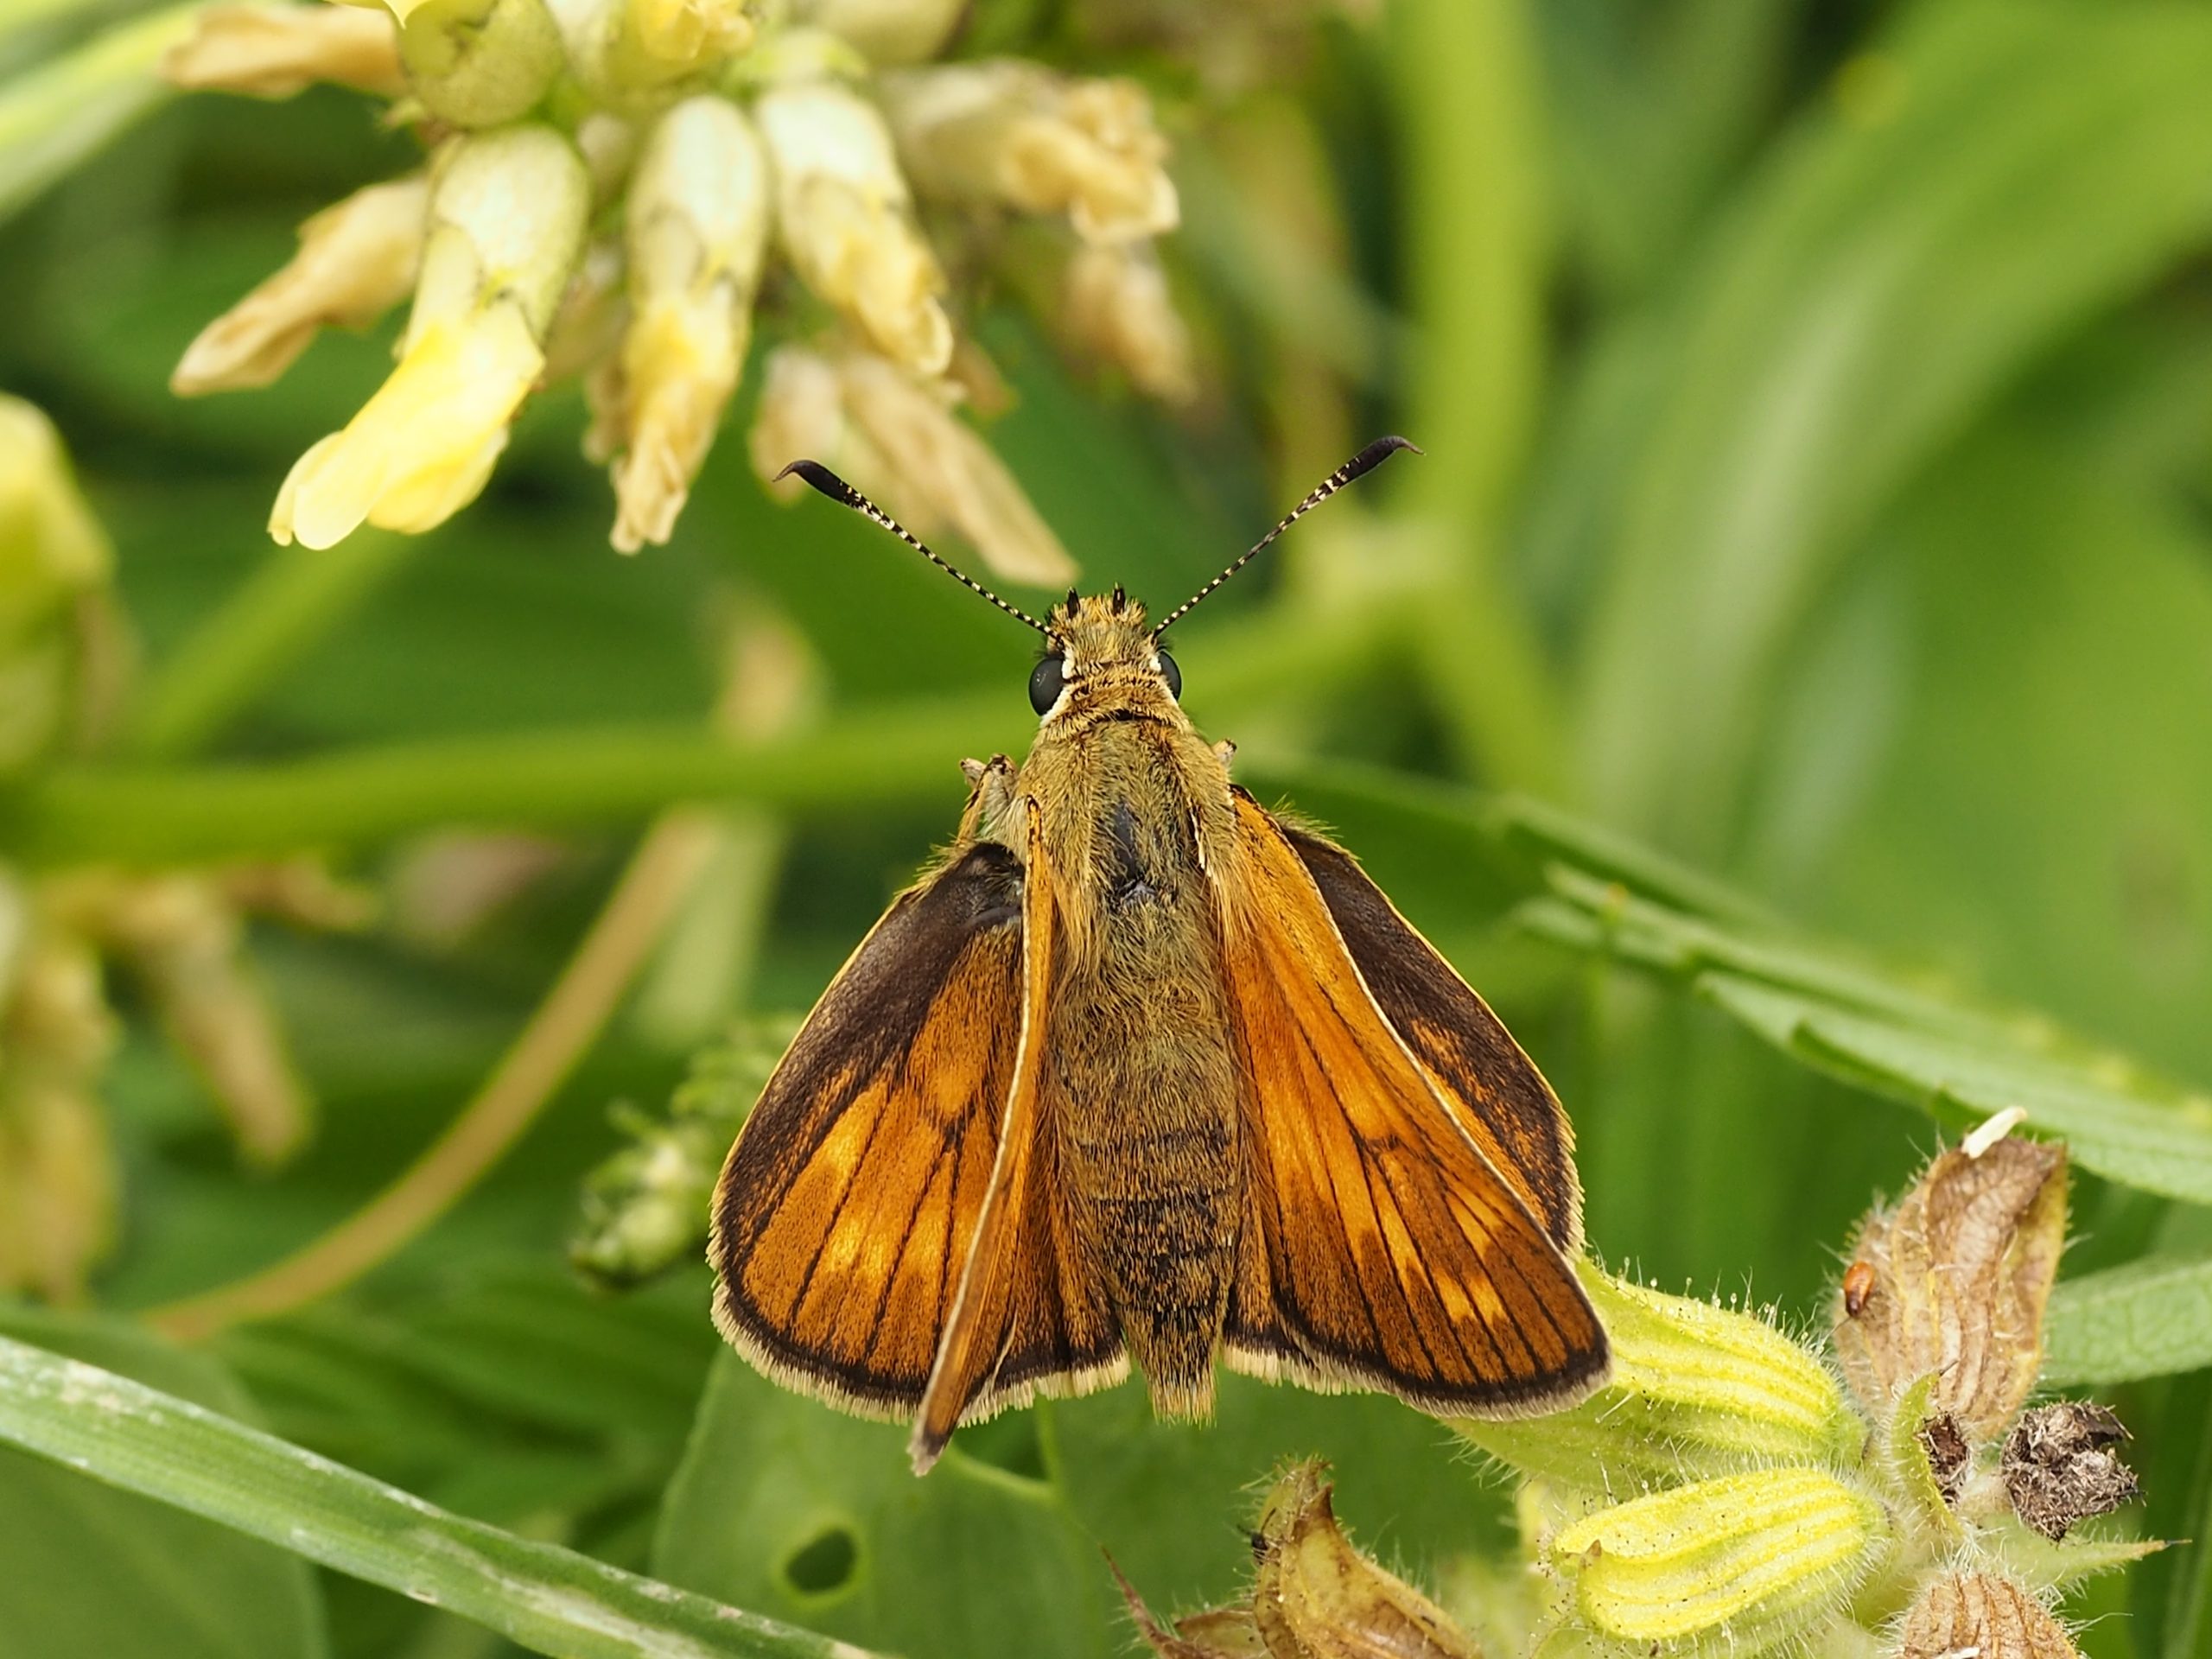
782, 1523, 860, 1597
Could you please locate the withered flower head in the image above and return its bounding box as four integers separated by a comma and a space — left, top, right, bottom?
1897, 1573, 2080, 1659
2001, 1402, 2139, 1541
1833, 1128, 2068, 1443
1118, 1460, 1480, 1659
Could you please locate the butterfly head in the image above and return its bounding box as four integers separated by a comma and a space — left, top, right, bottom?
1030, 588, 1181, 719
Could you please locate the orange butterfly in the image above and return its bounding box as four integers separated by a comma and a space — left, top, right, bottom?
710, 439, 1609, 1472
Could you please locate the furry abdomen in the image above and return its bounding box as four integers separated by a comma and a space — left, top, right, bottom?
1039, 739, 1242, 1418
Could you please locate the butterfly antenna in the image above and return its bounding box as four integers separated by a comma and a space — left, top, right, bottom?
777, 460, 1052, 638
1150, 435, 1422, 637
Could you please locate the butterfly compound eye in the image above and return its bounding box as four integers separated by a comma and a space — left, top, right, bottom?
1028, 653, 1066, 715
1157, 652, 1181, 700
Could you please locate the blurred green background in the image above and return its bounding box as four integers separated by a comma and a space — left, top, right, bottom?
2, 1, 2210, 1656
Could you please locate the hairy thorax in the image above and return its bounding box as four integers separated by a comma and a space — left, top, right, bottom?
1015, 702, 1244, 1414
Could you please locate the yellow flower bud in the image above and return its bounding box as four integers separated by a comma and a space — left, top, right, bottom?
0, 924, 118, 1301
1548, 1468, 1885, 1656
1457, 1265, 1860, 1493
0, 399, 112, 775
790, 0, 964, 64
173, 175, 429, 395
161, 3, 404, 99
754, 81, 951, 375
882, 61, 1177, 244
619, 0, 751, 81
270, 124, 588, 547
750, 346, 1074, 585
605, 95, 770, 551
396, 0, 563, 126
1897, 1573, 2079, 1659
1064, 240, 1196, 404
1834, 1130, 2067, 1444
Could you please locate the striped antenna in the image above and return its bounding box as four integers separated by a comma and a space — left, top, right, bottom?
1150, 436, 1422, 638
777, 461, 1052, 638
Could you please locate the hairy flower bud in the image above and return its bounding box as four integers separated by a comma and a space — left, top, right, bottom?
270, 125, 588, 547
602, 96, 770, 551
750, 346, 1073, 584
1065, 241, 1196, 404
882, 60, 1177, 243
1897, 1573, 2079, 1659
173, 176, 428, 394
161, 3, 404, 98
1834, 1129, 2067, 1443
755, 81, 951, 375
1547, 1468, 1886, 1657
1457, 1265, 1859, 1493
0, 922, 118, 1301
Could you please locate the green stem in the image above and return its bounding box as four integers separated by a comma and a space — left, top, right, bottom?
128, 531, 419, 761
3, 600, 1398, 869
0, 1333, 874, 1659
1387, 0, 1572, 798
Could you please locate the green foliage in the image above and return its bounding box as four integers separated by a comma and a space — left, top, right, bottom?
1, 0, 2209, 1656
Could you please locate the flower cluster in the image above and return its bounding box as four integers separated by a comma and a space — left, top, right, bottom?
1456, 1117, 2144, 1659
162, 0, 1197, 559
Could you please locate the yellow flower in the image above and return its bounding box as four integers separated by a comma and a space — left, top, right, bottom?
270, 125, 587, 547
750, 345, 1073, 585
602, 95, 771, 552
395, 0, 564, 126
754, 79, 951, 375
790, 0, 963, 64
882, 60, 1178, 244
173, 176, 429, 395
0, 398, 113, 775
160, 2, 404, 98
1065, 241, 1196, 404
620, 0, 751, 80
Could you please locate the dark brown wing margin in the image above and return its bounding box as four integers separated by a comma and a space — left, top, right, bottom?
709, 842, 1029, 1418
1283, 826, 1584, 1251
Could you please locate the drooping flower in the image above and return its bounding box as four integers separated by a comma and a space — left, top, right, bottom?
270, 124, 588, 548
595, 95, 771, 552
750, 345, 1074, 585
173, 176, 429, 395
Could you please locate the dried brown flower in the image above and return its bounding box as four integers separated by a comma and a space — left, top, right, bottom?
1833, 1131, 2068, 1442
2003, 1402, 2139, 1541
1118, 1461, 1479, 1659
1897, 1573, 2079, 1659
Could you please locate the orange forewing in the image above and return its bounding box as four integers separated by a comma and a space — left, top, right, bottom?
709, 802, 1122, 1464
1215, 791, 1608, 1416
1284, 827, 1583, 1252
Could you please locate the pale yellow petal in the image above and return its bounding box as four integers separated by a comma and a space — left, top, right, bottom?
173, 175, 428, 395
162, 2, 404, 97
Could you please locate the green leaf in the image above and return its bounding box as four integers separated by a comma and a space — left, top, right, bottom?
0, 1331, 874, 1659
1522, 868, 2212, 1206
1574, 0, 2212, 855
654, 1356, 1113, 1659
2045, 1255, 2212, 1387
0, 4, 194, 223
0, 1310, 325, 1659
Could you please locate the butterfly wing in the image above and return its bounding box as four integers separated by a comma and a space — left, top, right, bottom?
1214, 789, 1608, 1417
1281, 824, 1583, 1251
711, 803, 1122, 1444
